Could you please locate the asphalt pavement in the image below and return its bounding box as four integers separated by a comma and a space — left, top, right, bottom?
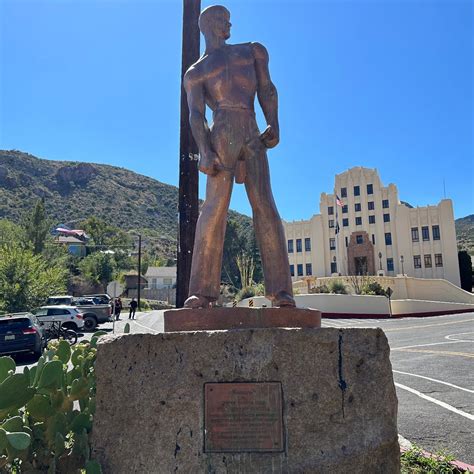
11, 310, 474, 464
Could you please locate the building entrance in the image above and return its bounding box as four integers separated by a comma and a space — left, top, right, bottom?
347, 232, 375, 275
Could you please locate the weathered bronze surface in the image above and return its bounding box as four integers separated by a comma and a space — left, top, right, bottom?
183, 5, 295, 309
204, 382, 284, 452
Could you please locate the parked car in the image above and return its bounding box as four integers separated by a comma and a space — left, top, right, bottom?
83, 294, 111, 305
32, 306, 85, 331
47, 296, 112, 331
0, 313, 46, 357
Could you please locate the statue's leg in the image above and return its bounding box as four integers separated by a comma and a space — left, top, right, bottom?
186, 110, 242, 308
185, 171, 234, 307
244, 145, 295, 307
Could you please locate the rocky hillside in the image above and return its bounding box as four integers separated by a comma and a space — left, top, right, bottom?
0, 150, 252, 253
456, 214, 474, 255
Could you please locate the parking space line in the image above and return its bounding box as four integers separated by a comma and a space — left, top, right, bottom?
130, 319, 159, 334
393, 370, 474, 394
392, 340, 465, 350
395, 382, 474, 421
393, 348, 474, 358
385, 319, 474, 333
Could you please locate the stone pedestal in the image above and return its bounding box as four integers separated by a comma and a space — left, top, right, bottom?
92, 328, 399, 473
164, 307, 321, 332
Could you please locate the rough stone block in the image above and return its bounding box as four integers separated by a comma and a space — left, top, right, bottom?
92, 328, 399, 473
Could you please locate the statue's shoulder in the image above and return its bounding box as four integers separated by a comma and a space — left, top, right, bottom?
249, 42, 269, 60
184, 56, 207, 85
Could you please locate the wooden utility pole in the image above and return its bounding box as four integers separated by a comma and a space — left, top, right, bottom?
176, 0, 201, 307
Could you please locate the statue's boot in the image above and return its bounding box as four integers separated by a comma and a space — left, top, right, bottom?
274, 291, 296, 308
183, 294, 212, 309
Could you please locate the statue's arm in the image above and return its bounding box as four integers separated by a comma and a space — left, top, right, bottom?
252, 42, 279, 148
184, 68, 222, 175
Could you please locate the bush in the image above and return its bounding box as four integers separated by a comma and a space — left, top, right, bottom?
329, 280, 348, 294
309, 285, 330, 294
361, 281, 387, 296
401, 444, 461, 473
236, 286, 256, 302
0, 333, 105, 472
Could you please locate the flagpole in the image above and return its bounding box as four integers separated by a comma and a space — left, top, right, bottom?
334, 193, 339, 275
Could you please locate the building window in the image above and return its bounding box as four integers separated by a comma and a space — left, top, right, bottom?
385, 232, 392, 245
328, 206, 334, 215
306, 263, 312, 276
341, 187, 347, 198
329, 220, 334, 228
342, 205, 348, 214
345, 236, 349, 247
329, 238, 336, 250
369, 215, 375, 224
382, 199, 389, 209
288, 240, 294, 253
297, 264, 303, 276
422, 226, 430, 241
305, 238, 311, 251
368, 201, 375, 210
354, 185, 360, 196
387, 258, 394, 272
372, 234, 376, 244
413, 255, 421, 269
355, 217, 362, 226
342, 218, 349, 227
367, 184, 373, 194
354, 203, 361, 212
383, 213, 390, 223
331, 262, 337, 273
290, 264, 294, 277
296, 239, 302, 252
435, 254, 443, 267
424, 254, 432, 268
411, 227, 419, 242
356, 235, 363, 244
432, 225, 440, 240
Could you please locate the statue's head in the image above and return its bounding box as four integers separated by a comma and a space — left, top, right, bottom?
199, 5, 231, 40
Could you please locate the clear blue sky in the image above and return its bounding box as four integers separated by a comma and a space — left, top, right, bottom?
1, 0, 472, 219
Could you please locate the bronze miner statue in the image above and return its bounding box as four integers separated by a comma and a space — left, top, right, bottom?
183, 5, 295, 309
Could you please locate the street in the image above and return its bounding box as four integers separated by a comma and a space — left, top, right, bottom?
11, 310, 474, 464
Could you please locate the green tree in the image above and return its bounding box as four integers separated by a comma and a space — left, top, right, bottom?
22, 199, 51, 254
0, 219, 26, 246
222, 219, 245, 289
458, 251, 472, 292
0, 244, 67, 312
80, 216, 132, 251
78, 252, 116, 291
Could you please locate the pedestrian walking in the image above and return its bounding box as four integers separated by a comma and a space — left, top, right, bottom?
129, 298, 138, 319
114, 297, 122, 321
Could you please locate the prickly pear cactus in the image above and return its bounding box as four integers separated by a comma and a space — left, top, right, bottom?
0, 333, 106, 473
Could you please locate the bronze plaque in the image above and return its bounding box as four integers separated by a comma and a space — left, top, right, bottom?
204, 382, 284, 453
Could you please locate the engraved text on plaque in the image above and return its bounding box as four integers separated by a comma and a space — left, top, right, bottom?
204, 382, 284, 452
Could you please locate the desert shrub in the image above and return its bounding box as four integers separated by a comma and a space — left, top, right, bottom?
401, 444, 460, 473
361, 281, 387, 296
236, 286, 256, 302
329, 280, 348, 294
0, 333, 105, 472
309, 285, 330, 294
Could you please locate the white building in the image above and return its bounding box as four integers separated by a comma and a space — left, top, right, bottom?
145, 267, 177, 289
283, 167, 461, 286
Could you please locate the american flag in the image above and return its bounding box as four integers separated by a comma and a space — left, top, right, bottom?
336, 195, 344, 207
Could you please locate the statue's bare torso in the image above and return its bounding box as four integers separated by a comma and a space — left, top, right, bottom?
186, 43, 261, 112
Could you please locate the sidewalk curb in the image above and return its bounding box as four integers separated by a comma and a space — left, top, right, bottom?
399, 434, 474, 472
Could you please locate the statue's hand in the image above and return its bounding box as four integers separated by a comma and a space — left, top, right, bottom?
199, 151, 223, 176
260, 125, 279, 149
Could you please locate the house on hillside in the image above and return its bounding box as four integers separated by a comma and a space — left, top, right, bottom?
145, 267, 177, 289
53, 235, 87, 257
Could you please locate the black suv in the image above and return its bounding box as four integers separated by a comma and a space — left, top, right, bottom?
0, 314, 46, 357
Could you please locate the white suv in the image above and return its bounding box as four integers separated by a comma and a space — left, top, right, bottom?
32, 306, 85, 331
